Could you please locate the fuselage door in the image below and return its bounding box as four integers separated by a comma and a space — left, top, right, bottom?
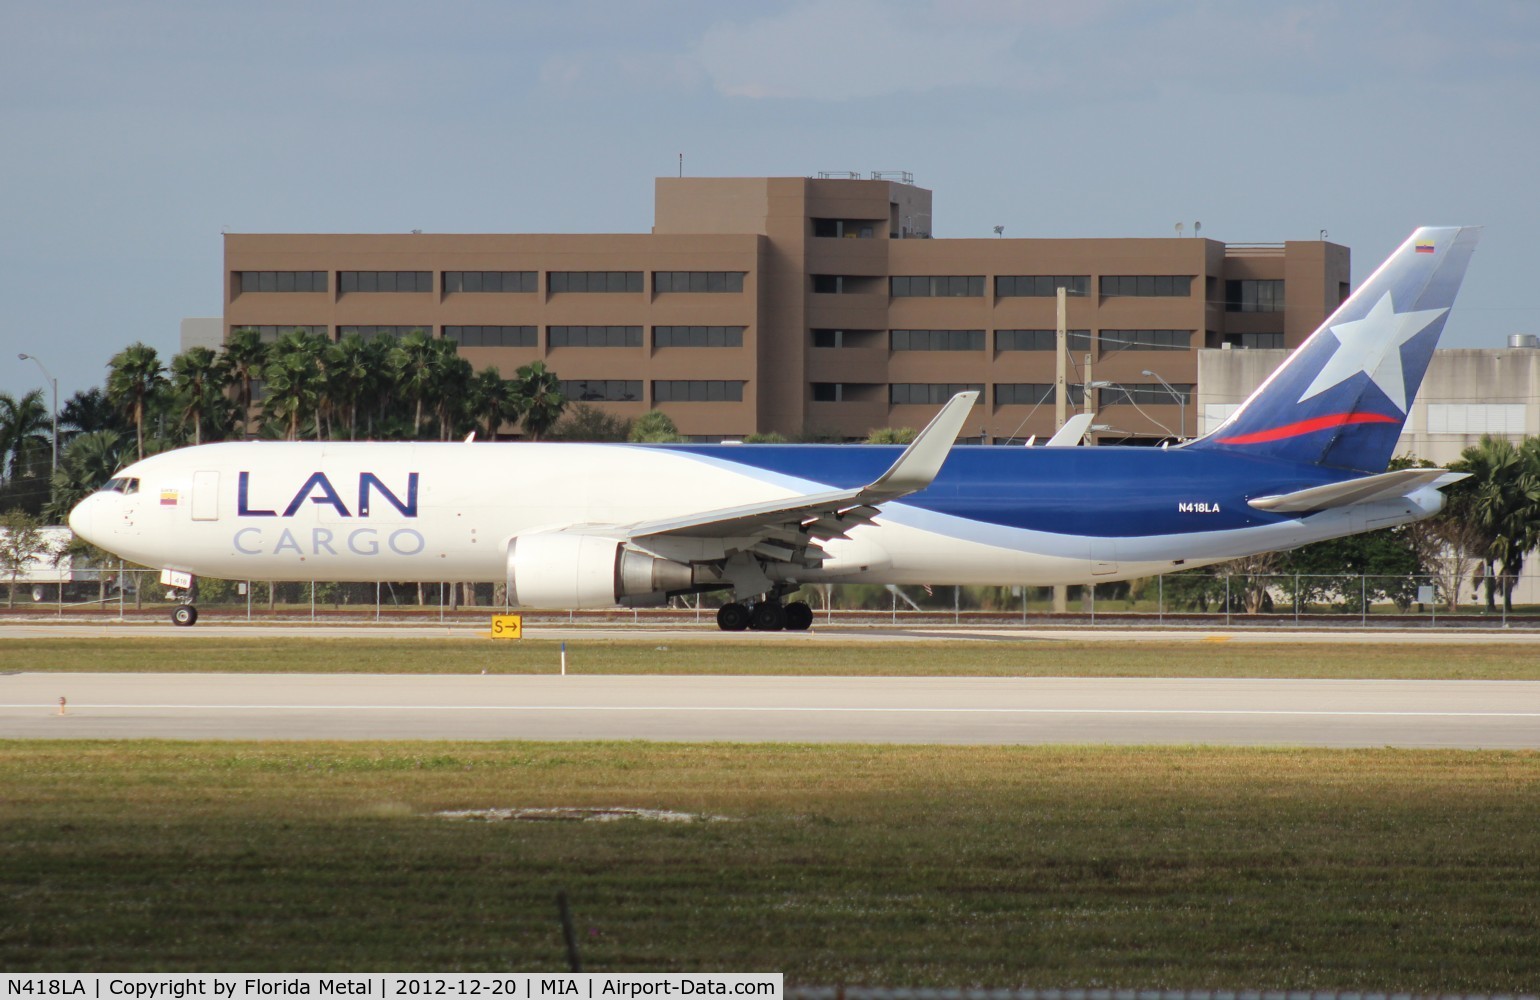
192, 471, 220, 521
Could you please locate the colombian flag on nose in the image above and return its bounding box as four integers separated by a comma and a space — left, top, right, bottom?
1415, 240, 1435, 254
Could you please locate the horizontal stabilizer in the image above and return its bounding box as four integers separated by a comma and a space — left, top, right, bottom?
1249, 468, 1468, 513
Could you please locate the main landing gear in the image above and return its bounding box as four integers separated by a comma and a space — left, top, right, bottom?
716, 598, 813, 633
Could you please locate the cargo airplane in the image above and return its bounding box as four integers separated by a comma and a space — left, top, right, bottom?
69, 226, 1479, 630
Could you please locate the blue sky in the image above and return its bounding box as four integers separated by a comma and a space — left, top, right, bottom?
2, 0, 1536, 406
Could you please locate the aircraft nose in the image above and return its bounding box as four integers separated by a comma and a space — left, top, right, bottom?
68, 494, 99, 542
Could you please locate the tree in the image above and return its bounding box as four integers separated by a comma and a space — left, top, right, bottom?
1449, 435, 1540, 612
0, 509, 48, 609
0, 389, 51, 481
548, 403, 631, 442
220, 327, 269, 437
387, 330, 442, 438
325, 333, 374, 440
59, 387, 127, 441
105, 343, 168, 461
170, 346, 233, 446
866, 427, 917, 444
466, 367, 519, 442
513, 360, 566, 441
259, 330, 328, 441
432, 342, 474, 441
629, 410, 680, 443
44, 430, 128, 524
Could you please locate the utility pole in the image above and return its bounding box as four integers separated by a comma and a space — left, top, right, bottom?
1053, 286, 1069, 615
1054, 287, 1067, 431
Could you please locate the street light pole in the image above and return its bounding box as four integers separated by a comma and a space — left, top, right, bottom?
18, 353, 58, 478
1141, 368, 1186, 441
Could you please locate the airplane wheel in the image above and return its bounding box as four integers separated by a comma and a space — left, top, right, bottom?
716, 603, 750, 632
749, 601, 786, 632
784, 601, 814, 632
171, 604, 199, 627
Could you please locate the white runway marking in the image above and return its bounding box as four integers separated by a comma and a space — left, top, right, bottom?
6, 702, 1540, 719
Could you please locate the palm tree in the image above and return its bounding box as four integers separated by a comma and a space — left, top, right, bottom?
1450, 435, 1540, 612
220, 327, 269, 437
45, 430, 127, 523
170, 346, 233, 446
433, 343, 474, 441
514, 360, 566, 441
59, 387, 127, 442
0, 389, 51, 481
326, 333, 373, 440
258, 330, 328, 441
467, 367, 518, 441
105, 343, 168, 461
388, 330, 442, 438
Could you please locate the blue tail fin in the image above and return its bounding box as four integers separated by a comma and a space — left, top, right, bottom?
1188, 226, 1481, 473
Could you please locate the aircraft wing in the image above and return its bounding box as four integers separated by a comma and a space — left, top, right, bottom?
623, 391, 978, 560
1249, 468, 1468, 513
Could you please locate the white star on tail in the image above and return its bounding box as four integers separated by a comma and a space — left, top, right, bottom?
1297, 291, 1447, 413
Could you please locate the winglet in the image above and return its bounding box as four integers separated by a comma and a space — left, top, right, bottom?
865, 391, 977, 498
1046, 413, 1094, 447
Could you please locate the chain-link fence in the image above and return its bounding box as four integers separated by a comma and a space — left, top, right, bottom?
4, 568, 1533, 627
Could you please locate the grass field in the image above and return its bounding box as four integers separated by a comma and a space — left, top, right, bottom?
6, 636, 1540, 679
2, 741, 1537, 989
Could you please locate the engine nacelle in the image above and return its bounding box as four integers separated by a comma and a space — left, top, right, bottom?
506, 532, 695, 609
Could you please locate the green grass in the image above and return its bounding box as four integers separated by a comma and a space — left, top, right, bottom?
5, 637, 1540, 679
1, 741, 1537, 989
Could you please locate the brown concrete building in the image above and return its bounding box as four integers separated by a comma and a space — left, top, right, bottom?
224, 176, 1350, 442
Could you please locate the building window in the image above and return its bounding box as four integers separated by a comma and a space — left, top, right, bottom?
653, 272, 745, 293
444, 326, 537, 348
548, 271, 643, 293
1099, 275, 1193, 297
812, 218, 879, 239
1100, 329, 1193, 351
1225, 279, 1284, 313
995, 275, 1088, 297
891, 330, 985, 351
653, 326, 745, 347
338, 326, 431, 342
339, 271, 432, 293
233, 325, 328, 344
996, 329, 1093, 352
549, 326, 643, 348
890, 383, 984, 405
812, 383, 843, 402
995, 383, 1087, 406
237, 271, 328, 293
812, 329, 882, 348
559, 379, 643, 402
890, 275, 985, 297
653, 380, 745, 402
1099, 382, 1194, 406
812, 274, 882, 294
444, 271, 537, 293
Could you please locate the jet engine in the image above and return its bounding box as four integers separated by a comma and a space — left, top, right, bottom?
506, 532, 695, 609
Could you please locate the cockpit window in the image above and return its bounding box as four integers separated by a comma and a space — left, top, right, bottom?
100, 477, 140, 495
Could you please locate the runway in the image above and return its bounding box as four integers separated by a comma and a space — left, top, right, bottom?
5, 620, 1540, 643
4, 672, 1537, 747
